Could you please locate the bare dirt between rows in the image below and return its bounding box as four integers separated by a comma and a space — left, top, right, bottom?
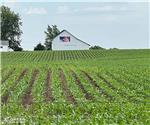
45, 69, 54, 102
1, 68, 16, 84
2, 69, 28, 104
71, 70, 93, 100
59, 68, 77, 105
82, 71, 113, 101
22, 69, 39, 108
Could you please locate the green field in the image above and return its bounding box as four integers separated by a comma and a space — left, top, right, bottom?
1, 49, 150, 124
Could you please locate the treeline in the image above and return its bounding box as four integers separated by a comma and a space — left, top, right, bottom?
1, 5, 112, 51
1, 5, 61, 51
34, 25, 60, 51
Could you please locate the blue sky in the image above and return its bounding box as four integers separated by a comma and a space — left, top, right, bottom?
2, 0, 149, 50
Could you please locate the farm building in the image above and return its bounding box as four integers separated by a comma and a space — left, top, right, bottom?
0, 40, 12, 52
52, 30, 90, 50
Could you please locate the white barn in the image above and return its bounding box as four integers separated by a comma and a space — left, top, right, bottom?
52, 30, 90, 50
0, 40, 10, 52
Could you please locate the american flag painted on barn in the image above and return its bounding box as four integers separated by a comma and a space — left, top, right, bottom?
60, 36, 70, 42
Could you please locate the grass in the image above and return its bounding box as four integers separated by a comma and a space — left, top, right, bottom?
1, 49, 150, 124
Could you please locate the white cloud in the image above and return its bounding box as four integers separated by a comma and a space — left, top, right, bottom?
120, 6, 128, 11
82, 5, 130, 13
3, 0, 17, 8
56, 5, 129, 15
24, 7, 47, 15
4, 0, 17, 2
83, 6, 114, 12
56, 6, 72, 14
56, 5, 115, 15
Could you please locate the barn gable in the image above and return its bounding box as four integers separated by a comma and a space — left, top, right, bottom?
52, 30, 90, 50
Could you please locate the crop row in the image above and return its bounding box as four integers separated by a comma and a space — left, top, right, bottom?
1, 67, 148, 108
2, 49, 150, 64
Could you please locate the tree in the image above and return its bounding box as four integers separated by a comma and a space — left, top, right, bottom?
109, 48, 119, 50
90, 45, 105, 50
44, 25, 60, 50
34, 43, 45, 51
13, 46, 23, 51
1, 6, 23, 51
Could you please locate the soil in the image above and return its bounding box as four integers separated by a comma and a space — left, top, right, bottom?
59, 68, 77, 105
82, 71, 113, 101
2, 69, 28, 104
1, 68, 16, 84
45, 70, 54, 102
22, 69, 39, 108
71, 70, 93, 100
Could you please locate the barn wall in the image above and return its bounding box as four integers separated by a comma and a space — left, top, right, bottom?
52, 31, 90, 50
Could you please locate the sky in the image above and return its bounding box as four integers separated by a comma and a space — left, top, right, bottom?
2, 0, 150, 50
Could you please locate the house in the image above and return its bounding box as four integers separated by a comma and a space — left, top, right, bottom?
0, 40, 9, 52
0, 40, 12, 52
52, 30, 90, 50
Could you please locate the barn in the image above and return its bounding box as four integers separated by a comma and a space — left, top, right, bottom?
52, 30, 90, 50
0, 40, 11, 52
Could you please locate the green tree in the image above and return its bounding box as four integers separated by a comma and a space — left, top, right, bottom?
34, 43, 45, 51
1, 6, 23, 51
90, 45, 105, 50
13, 46, 23, 51
44, 25, 60, 50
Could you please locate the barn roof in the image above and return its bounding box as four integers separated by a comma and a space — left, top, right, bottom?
53, 30, 91, 46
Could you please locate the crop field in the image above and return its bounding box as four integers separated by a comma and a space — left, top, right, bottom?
1, 49, 150, 124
